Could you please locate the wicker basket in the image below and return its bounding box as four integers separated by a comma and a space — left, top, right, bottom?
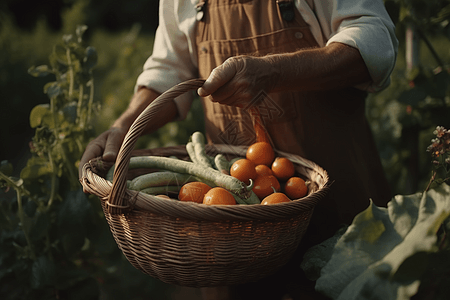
80, 79, 330, 287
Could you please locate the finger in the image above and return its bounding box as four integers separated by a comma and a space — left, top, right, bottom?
78, 142, 104, 179
197, 58, 238, 97
209, 81, 241, 105
103, 128, 127, 162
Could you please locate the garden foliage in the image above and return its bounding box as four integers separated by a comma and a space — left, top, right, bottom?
302, 183, 450, 300
0, 26, 174, 300
0, 0, 450, 299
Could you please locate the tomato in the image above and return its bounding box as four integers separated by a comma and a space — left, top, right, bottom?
178, 182, 212, 203
261, 192, 291, 205
284, 177, 308, 199
246, 142, 275, 166
203, 187, 237, 205
255, 164, 273, 177
230, 158, 257, 185
252, 175, 280, 200
271, 157, 295, 181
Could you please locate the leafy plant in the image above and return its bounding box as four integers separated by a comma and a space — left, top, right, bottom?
425, 126, 450, 189
301, 126, 450, 300
0, 25, 105, 299
366, 1, 450, 195
0, 23, 192, 300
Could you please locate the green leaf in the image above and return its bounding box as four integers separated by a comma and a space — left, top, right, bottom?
54, 267, 90, 290
57, 189, 93, 257
29, 211, 51, 242
398, 6, 411, 22
76, 25, 88, 41
24, 199, 37, 218
29, 104, 51, 128
62, 102, 78, 123
411, 251, 450, 299
427, 70, 450, 99
300, 226, 348, 281
53, 44, 68, 65
43, 81, 62, 98
83, 46, 97, 71
63, 34, 75, 44
0, 160, 13, 176
31, 255, 57, 289
20, 157, 52, 181
64, 277, 99, 300
397, 86, 428, 106
313, 183, 450, 300
28, 65, 52, 77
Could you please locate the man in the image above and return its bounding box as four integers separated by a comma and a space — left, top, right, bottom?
80, 0, 398, 298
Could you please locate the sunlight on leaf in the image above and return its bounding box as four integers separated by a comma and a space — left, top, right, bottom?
28, 65, 52, 77
311, 183, 450, 300
20, 157, 53, 180
29, 104, 51, 128
44, 82, 62, 98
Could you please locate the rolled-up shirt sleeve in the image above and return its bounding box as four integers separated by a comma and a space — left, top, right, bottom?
313, 0, 398, 92
135, 0, 198, 120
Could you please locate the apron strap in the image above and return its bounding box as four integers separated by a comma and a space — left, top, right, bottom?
196, 0, 296, 22
195, 0, 207, 21
276, 0, 295, 22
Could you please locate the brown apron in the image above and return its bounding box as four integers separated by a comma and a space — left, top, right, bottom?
196, 0, 391, 298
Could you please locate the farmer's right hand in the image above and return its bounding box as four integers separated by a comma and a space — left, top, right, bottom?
78, 127, 128, 184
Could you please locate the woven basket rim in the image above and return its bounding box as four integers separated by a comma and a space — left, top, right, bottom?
81, 143, 331, 222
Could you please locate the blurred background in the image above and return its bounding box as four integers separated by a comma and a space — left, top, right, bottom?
0, 0, 204, 173
0, 0, 450, 299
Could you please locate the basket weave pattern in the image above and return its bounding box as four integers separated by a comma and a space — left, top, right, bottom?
81, 79, 330, 287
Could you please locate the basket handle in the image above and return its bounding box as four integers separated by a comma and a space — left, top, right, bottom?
107, 78, 206, 214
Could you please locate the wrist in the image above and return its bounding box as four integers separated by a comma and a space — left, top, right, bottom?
111, 86, 161, 130
111, 116, 134, 131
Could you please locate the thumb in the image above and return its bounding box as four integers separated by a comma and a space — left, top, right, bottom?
197, 58, 237, 97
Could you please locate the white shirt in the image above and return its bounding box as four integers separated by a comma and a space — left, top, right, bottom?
136, 0, 399, 119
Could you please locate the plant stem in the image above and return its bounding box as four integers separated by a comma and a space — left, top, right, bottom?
416, 27, 445, 68
58, 143, 78, 189
86, 78, 95, 126
47, 152, 57, 209
16, 188, 36, 260
50, 96, 60, 138
0, 172, 30, 197
438, 228, 447, 251
66, 47, 74, 98
77, 84, 84, 127
425, 171, 437, 192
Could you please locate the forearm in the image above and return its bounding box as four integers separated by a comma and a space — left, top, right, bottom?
198, 42, 372, 106
112, 86, 178, 134
271, 42, 371, 92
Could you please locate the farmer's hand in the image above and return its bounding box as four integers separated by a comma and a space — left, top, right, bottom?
197, 55, 280, 107
78, 86, 177, 189
197, 43, 372, 105
78, 127, 128, 181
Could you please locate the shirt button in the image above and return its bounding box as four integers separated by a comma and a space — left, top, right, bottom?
295, 32, 304, 39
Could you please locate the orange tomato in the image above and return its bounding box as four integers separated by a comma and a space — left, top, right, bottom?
261, 192, 291, 205
246, 142, 275, 166
255, 164, 273, 177
230, 158, 257, 185
284, 177, 308, 199
271, 157, 295, 181
252, 175, 280, 200
178, 182, 212, 203
203, 187, 237, 205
